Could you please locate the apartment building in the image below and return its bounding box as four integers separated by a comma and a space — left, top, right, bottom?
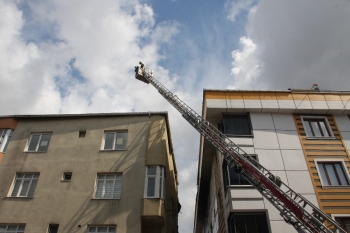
194, 88, 350, 233
0, 113, 180, 233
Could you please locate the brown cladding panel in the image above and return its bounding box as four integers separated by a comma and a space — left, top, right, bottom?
293, 114, 350, 215
0, 118, 18, 130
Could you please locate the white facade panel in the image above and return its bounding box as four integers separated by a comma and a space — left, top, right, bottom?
286, 171, 314, 194
239, 146, 255, 154
263, 198, 283, 221
269, 220, 296, 233
294, 100, 312, 110
310, 101, 329, 110
327, 101, 345, 110
231, 199, 264, 210
334, 115, 350, 132
341, 131, 350, 150
228, 99, 245, 109
276, 130, 302, 150
250, 113, 275, 130
206, 99, 227, 108
280, 150, 308, 171
270, 170, 289, 185
272, 114, 296, 131
261, 100, 279, 113
227, 137, 254, 146
255, 149, 285, 171
230, 188, 262, 199
302, 194, 319, 208
244, 100, 262, 112
277, 100, 296, 113
253, 130, 279, 149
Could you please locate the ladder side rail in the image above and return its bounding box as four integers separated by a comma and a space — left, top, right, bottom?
138, 66, 345, 233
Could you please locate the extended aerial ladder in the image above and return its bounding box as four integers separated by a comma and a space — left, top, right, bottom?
134, 62, 346, 233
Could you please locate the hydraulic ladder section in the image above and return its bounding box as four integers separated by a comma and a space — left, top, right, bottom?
134, 63, 346, 233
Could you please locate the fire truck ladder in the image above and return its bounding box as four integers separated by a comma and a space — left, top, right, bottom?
134, 63, 346, 233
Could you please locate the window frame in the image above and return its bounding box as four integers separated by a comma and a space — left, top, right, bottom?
222, 113, 253, 137
301, 116, 334, 139
0, 225, 26, 233
101, 131, 128, 151
315, 159, 350, 188
94, 173, 122, 199
10, 173, 39, 198
144, 166, 164, 198
332, 214, 350, 233
25, 133, 52, 152
223, 155, 258, 188
228, 212, 270, 233
0, 129, 12, 152
87, 226, 117, 233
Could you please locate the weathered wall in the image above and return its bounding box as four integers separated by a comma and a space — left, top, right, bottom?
0, 115, 175, 232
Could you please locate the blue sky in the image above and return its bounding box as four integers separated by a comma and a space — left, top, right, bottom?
1, 0, 350, 232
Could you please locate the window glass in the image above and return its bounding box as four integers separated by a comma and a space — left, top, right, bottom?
11, 173, 39, 198
302, 117, 333, 138
226, 155, 257, 186
28, 135, 40, 151
115, 132, 127, 150
37, 134, 51, 152
103, 132, 127, 150
147, 178, 156, 196
104, 133, 115, 150
145, 166, 164, 198
95, 174, 122, 199
223, 115, 252, 136
88, 226, 116, 233
228, 213, 269, 233
27, 134, 51, 152
317, 162, 350, 186
335, 217, 350, 233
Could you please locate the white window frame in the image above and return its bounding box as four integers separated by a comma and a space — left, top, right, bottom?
0, 129, 12, 152
25, 133, 52, 152
331, 214, 350, 233
301, 116, 334, 139
0, 225, 25, 233
94, 174, 122, 199
315, 159, 350, 188
101, 131, 128, 150
10, 173, 39, 198
144, 166, 164, 198
87, 226, 117, 233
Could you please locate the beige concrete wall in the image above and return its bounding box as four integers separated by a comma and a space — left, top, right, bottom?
0, 115, 178, 233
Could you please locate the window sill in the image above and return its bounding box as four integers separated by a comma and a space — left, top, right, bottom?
305, 136, 335, 140
228, 185, 254, 189
23, 151, 48, 153
225, 135, 254, 138
99, 149, 126, 152
143, 197, 164, 199
4, 196, 33, 199
60, 180, 71, 183
91, 198, 120, 200
321, 185, 350, 189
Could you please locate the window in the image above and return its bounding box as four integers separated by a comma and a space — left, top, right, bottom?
95, 174, 122, 199
63, 172, 72, 181
335, 217, 350, 232
11, 174, 39, 197
228, 212, 269, 233
78, 131, 86, 138
222, 114, 252, 136
0, 129, 12, 152
0, 225, 25, 233
316, 161, 350, 187
48, 225, 59, 233
223, 155, 258, 187
145, 166, 164, 198
88, 226, 116, 233
26, 133, 52, 152
301, 116, 333, 138
102, 132, 127, 150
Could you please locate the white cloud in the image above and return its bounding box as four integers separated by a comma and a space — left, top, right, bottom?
228, 0, 350, 90
228, 36, 262, 89
226, 0, 256, 22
